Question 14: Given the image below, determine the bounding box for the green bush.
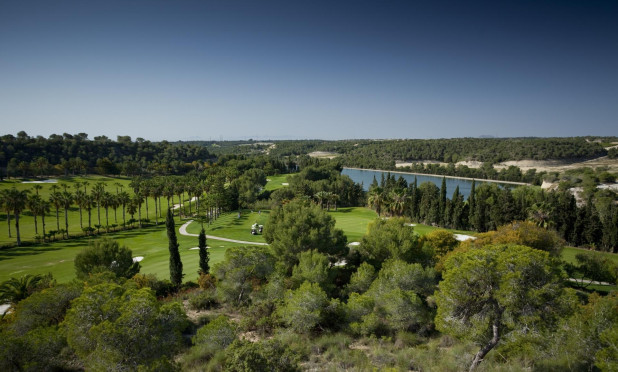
[225,339,300,372]
[74,237,140,279]
[188,289,218,311]
[193,315,237,351]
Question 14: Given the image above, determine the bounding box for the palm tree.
[0,274,48,306]
[390,190,409,217]
[58,190,73,238]
[84,194,94,229]
[314,191,329,209]
[0,189,12,238]
[111,193,120,224]
[49,188,62,232]
[4,188,30,245]
[367,187,385,217]
[327,192,339,211]
[133,192,144,228]
[34,198,51,240]
[175,180,185,218]
[142,180,151,221]
[101,191,114,231]
[192,180,204,218]
[164,179,175,212]
[91,182,105,227]
[26,194,43,236]
[150,179,163,225]
[74,189,87,229]
[126,198,138,227]
[117,191,130,227]
[32,184,43,196]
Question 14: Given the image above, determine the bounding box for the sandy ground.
[454,234,476,241]
[0,304,9,315]
[21,179,58,183]
[308,151,339,159]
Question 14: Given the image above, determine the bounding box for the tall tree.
[26,194,42,236]
[49,187,62,232]
[468,179,476,227]
[117,191,130,227]
[439,177,447,225]
[59,190,74,238]
[436,244,573,372]
[101,191,113,231]
[3,188,30,245]
[367,187,385,217]
[166,208,183,288]
[74,189,87,229]
[91,182,105,227]
[198,227,209,275]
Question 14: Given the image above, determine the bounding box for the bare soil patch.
[397,157,618,172]
[308,151,339,159]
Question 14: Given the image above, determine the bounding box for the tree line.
[0,131,214,178]
[368,172,618,252]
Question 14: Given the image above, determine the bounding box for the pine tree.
[166,208,183,288]
[198,227,209,275]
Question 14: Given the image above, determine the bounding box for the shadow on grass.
[329,207,354,213]
[0,224,166,260]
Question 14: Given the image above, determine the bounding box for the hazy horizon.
[1,1,617,142]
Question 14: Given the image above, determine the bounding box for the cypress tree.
[371,175,378,189]
[166,208,183,288]
[468,180,476,229]
[198,227,209,275]
[450,185,461,228]
[439,177,447,225]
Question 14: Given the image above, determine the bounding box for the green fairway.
[329,207,377,242]
[185,210,270,243]
[264,175,289,191]
[0,216,246,284]
[562,246,618,265]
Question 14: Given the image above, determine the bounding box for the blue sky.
[0,0,616,141]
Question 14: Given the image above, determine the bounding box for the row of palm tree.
[313,190,340,211]
[0,175,228,246]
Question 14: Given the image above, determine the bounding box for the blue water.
[342,168,515,200]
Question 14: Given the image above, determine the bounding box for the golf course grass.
[264,174,289,191]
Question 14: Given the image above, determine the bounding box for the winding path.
[178,220,269,246]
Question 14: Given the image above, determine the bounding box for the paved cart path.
[178,220,268,246]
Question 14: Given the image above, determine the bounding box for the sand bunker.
[454,234,476,241]
[189,247,210,250]
[132,256,144,262]
[22,179,58,183]
[348,242,361,246]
